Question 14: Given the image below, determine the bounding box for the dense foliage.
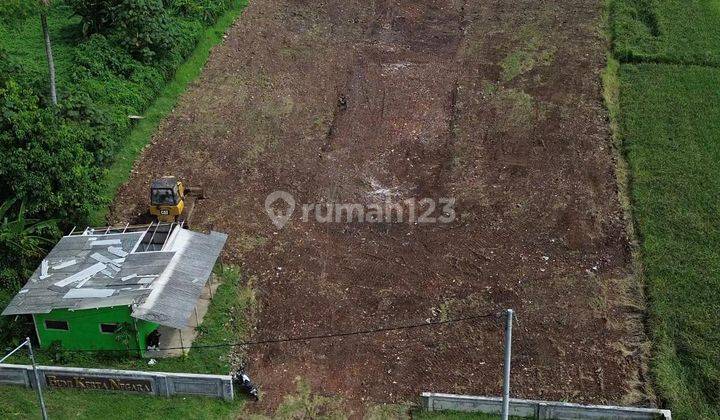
[68,0,181,62]
[0,0,236,344]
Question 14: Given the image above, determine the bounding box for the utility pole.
[27,337,49,420]
[501,309,513,420]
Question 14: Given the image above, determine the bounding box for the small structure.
[1,224,227,357]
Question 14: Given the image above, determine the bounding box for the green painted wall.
[135,317,159,357]
[33,306,158,356]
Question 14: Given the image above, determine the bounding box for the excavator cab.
[149,176,185,223]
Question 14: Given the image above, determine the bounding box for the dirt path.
[111,0,648,415]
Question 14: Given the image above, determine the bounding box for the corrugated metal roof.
[1,227,227,330]
[131,230,227,329]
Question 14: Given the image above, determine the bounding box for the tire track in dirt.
[110,0,650,415]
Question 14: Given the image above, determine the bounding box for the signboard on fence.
[45,373,154,394]
[0,363,234,400]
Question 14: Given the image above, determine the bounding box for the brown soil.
[110,0,648,415]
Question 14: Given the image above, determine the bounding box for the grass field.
[610,0,720,418]
[612,0,720,65]
[618,64,720,419]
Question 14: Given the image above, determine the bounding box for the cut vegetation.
[3,0,720,418]
[110,0,646,415]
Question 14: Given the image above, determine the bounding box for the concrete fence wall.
[0,363,233,400]
[422,393,672,420]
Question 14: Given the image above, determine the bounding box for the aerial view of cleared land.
[1,0,719,418]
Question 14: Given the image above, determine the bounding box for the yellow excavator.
[149,176,205,226]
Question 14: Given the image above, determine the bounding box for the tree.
[39,0,57,105]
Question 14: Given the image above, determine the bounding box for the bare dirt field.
[110,0,649,415]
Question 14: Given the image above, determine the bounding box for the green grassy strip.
[0,386,243,420]
[88,0,248,226]
[619,63,720,419]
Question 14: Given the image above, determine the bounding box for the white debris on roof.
[63,288,115,299]
[54,262,107,287]
[107,246,128,258]
[39,260,50,280]
[2,226,227,329]
[90,252,114,265]
[91,239,122,246]
[52,259,77,270]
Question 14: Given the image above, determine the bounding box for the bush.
[0,80,103,220]
[68,0,176,62]
[176,0,232,25]
[0,46,20,84]
[48,340,69,364]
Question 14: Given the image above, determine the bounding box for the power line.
[38,311,501,354]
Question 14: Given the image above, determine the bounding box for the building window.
[99,323,119,334]
[44,320,68,330]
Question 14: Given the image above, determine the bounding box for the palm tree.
[39,0,57,105]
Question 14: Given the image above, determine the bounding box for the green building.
[2,224,227,356]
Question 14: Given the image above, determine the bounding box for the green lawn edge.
[88,0,249,226]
